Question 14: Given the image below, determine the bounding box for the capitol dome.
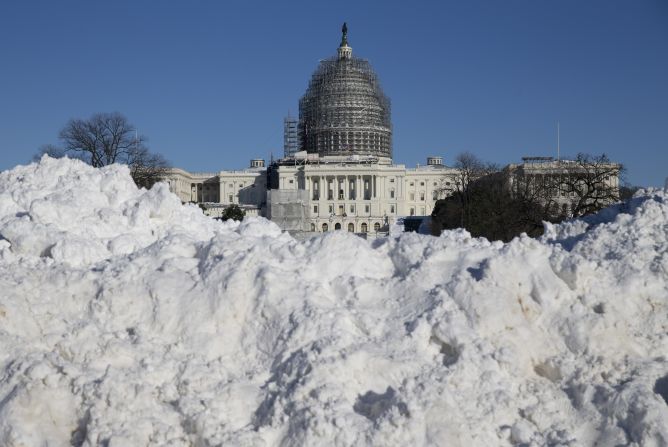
[298,23,392,159]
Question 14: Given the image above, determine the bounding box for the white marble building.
[266,153,458,232]
[165,154,458,233]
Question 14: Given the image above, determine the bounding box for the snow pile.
[0,156,666,446]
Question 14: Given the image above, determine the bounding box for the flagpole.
[557,121,560,162]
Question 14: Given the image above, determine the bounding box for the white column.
[356,176,361,201]
[335,176,340,201]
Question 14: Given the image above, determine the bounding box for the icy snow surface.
[0,156,667,446]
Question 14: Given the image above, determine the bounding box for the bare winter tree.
[127,146,170,189]
[37,112,170,188]
[510,153,622,218]
[559,153,622,217]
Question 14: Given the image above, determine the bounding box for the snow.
[0,156,667,446]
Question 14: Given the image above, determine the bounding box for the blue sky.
[1,0,666,186]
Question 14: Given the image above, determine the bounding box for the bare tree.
[508,153,622,219]
[59,112,141,167]
[559,153,622,217]
[127,146,170,189]
[508,164,562,218]
[37,112,170,187]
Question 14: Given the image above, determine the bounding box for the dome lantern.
[337,22,352,60]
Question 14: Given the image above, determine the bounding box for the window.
[313,205,318,213]
[311,223,315,232]
[322,223,328,232]
[239,183,244,188]
[334,223,341,230]
[390,189,395,198]
[361,222,368,233]
[329,204,334,214]
[390,178,395,183]
[390,205,395,213]
[433,191,438,200]
[365,205,370,213]
[420,192,425,201]
[338,205,344,215]
[410,193,415,201]
[374,222,381,232]
[433,182,437,186]
[348,223,354,232]
[410,182,414,186]
[228,195,233,202]
[421,207,426,215]
[350,204,355,213]
[420,182,425,186]
[289,179,293,184]
[410,208,415,216]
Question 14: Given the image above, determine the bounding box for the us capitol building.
[166,24,459,233]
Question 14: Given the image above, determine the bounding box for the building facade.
[265,153,457,232]
[166,153,457,232]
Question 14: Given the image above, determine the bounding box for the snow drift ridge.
[0,156,666,446]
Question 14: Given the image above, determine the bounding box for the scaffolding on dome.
[298,54,392,159]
